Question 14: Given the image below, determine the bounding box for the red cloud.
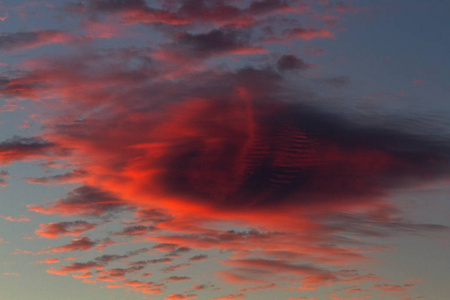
[28,186,129,217]
[0,30,74,52]
[47,261,103,276]
[1,1,447,299]
[51,237,97,253]
[282,28,336,40]
[35,221,97,239]
[165,293,198,300]
[35,258,61,264]
[0,136,58,165]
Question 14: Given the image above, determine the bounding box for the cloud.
[172,28,265,58]
[69,0,148,13]
[1,1,447,298]
[34,258,61,264]
[0,169,9,187]
[35,221,97,239]
[0,30,73,52]
[51,237,98,253]
[373,283,413,293]
[66,0,187,25]
[279,28,335,41]
[214,294,245,300]
[128,258,173,267]
[166,276,191,282]
[0,136,57,165]
[113,225,156,236]
[189,254,208,262]
[277,54,309,72]
[28,185,129,217]
[1,215,30,222]
[165,293,198,300]
[66,0,296,28]
[47,261,103,276]
[317,76,350,88]
[26,169,87,185]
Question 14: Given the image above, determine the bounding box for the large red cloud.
[0,1,447,299]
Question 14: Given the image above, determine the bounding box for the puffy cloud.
[0,136,57,165]
[28,185,129,217]
[112,225,156,236]
[277,54,310,72]
[1,1,446,299]
[51,237,98,253]
[47,261,103,276]
[35,221,97,239]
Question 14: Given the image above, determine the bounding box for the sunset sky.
[0,1,449,299]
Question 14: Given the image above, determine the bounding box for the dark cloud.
[51,237,97,252]
[47,261,103,275]
[318,76,350,88]
[68,0,293,28]
[113,225,156,236]
[0,30,69,52]
[160,263,190,273]
[177,0,242,21]
[28,185,129,216]
[35,221,97,239]
[189,254,208,262]
[324,212,449,238]
[73,0,147,12]
[149,68,450,211]
[26,169,87,185]
[94,254,128,264]
[0,136,57,164]
[247,0,289,14]
[277,54,309,72]
[0,169,9,187]
[66,0,186,25]
[173,28,254,57]
[167,275,191,282]
[129,258,173,267]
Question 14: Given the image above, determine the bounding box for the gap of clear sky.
[0,1,449,300]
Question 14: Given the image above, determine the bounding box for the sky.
[0,1,449,300]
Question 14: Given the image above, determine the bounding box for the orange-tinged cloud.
[35,221,97,239]
[0,1,447,299]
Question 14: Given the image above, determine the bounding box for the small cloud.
[188,254,208,262]
[277,54,309,72]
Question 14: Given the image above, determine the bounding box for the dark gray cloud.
[67,0,147,13]
[0,30,68,52]
[173,28,253,57]
[277,54,309,72]
[28,185,130,216]
[0,136,56,164]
